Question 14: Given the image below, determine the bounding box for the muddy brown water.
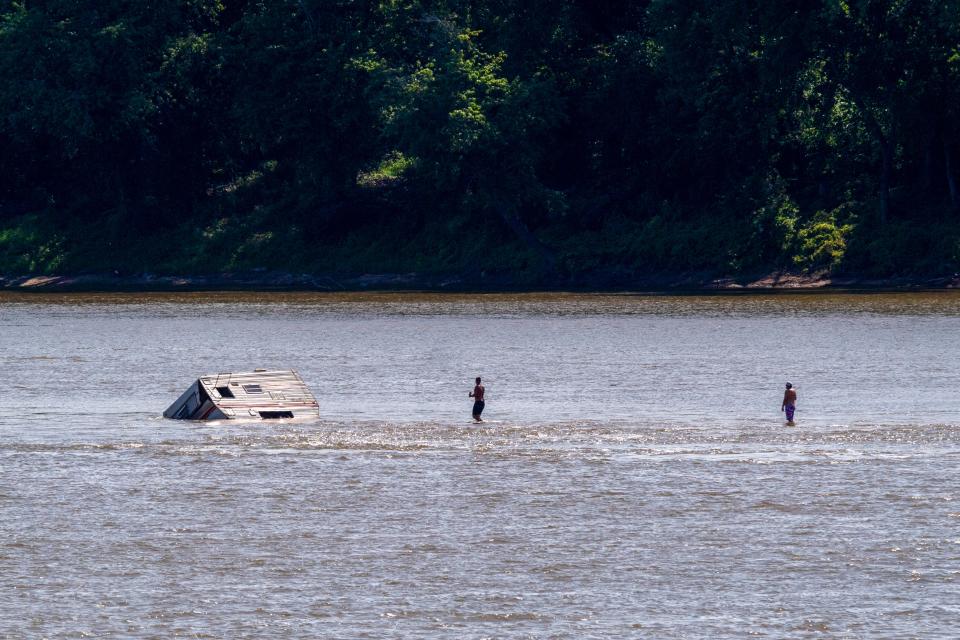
[1,292,958,637]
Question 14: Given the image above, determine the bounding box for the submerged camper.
[164,370,319,420]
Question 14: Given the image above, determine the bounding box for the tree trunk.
[495,203,558,274]
[878,136,892,226]
[923,134,935,189]
[861,109,892,226]
[944,138,958,209]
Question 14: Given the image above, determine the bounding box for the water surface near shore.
[1,292,958,637]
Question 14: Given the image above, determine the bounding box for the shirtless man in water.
[781,382,797,425]
[469,377,485,422]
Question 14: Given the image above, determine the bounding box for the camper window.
[260,411,294,419]
[216,386,235,398]
[242,384,264,394]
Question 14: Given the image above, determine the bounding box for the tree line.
[1,0,959,280]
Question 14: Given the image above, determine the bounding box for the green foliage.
[1,1,959,280]
[0,216,65,273]
[843,218,960,276]
[357,152,417,187]
[793,212,854,272]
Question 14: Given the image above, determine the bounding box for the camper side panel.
[163,381,202,419]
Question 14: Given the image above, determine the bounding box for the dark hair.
[785,382,792,389]
[475,377,481,384]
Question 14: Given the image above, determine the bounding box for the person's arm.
[781,391,787,411]
[469,388,475,398]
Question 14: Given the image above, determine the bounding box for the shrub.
[792,210,853,272]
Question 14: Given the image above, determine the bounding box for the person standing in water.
[781,382,797,425]
[469,377,485,422]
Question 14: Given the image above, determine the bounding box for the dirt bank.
[2,270,959,292]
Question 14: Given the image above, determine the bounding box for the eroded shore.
[2,270,959,292]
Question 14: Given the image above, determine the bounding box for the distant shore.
[2,270,959,293]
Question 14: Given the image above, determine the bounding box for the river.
[1,291,958,637]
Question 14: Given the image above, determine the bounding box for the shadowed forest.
[2,1,959,284]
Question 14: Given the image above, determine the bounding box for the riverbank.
[2,270,959,292]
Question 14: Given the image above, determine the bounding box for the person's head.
[475,377,482,384]
[785,382,792,389]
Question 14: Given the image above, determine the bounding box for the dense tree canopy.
[1,0,958,280]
